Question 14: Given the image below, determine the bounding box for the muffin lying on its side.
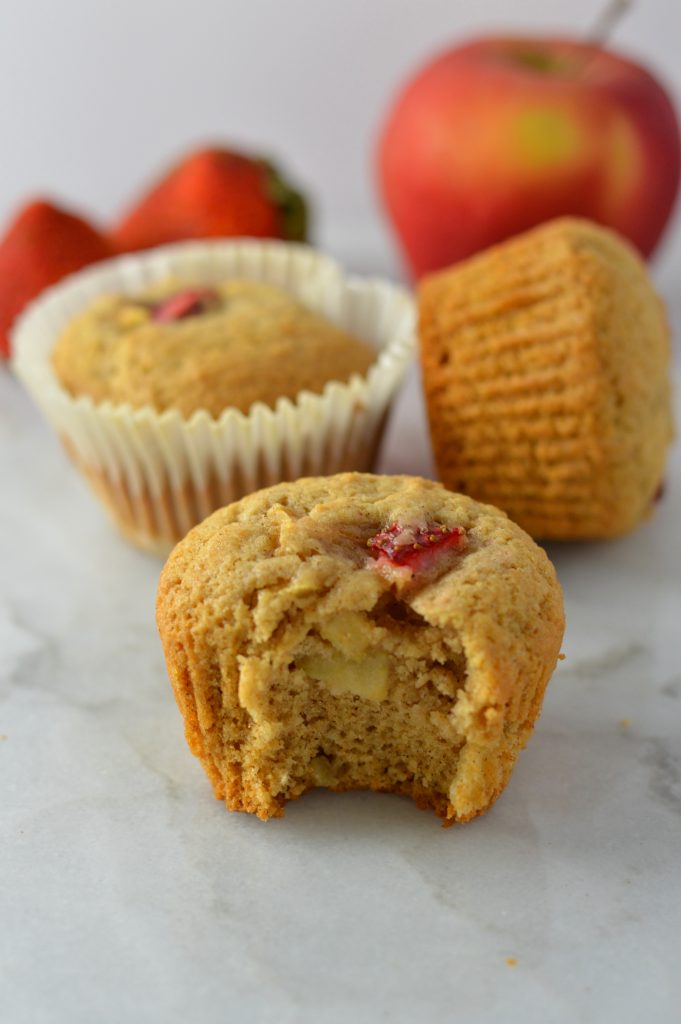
[419,217,674,540]
[156,473,564,824]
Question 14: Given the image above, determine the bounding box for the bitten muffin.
[156,473,564,824]
[52,278,376,417]
[419,217,674,540]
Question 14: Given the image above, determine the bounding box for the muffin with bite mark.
[156,472,565,824]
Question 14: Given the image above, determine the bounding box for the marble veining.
[642,738,681,816]
[661,676,681,699]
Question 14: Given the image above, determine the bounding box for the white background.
[1,0,679,276]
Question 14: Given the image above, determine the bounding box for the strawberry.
[368,522,466,571]
[152,288,220,323]
[0,199,113,359]
[367,522,466,589]
[113,147,308,253]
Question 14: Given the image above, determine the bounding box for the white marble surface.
[2,290,680,1024]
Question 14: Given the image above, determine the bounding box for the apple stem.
[588,0,632,48]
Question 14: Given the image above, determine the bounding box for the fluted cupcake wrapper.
[12,240,415,555]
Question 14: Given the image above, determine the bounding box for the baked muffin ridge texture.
[419,217,674,539]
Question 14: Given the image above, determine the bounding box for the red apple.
[377,36,681,279]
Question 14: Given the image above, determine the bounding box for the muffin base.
[419,217,674,540]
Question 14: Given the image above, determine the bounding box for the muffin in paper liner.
[12,240,415,556]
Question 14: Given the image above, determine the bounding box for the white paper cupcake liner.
[12,240,415,555]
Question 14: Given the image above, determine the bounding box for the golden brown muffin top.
[51,279,377,418]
